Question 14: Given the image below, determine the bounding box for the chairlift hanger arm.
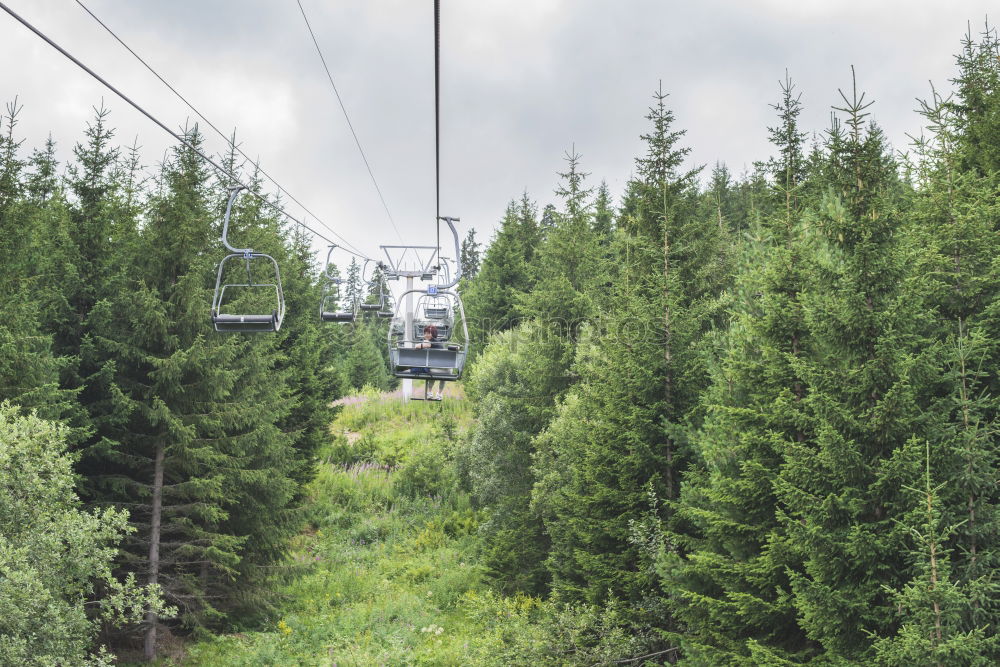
[221,185,251,254]
[436,216,462,289]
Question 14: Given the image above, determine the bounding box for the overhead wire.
[0,0,374,261]
[72,0,371,260]
[295,0,403,244]
[434,0,441,264]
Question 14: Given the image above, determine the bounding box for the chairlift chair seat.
[211,255,285,333]
[321,311,356,323]
[212,311,281,333]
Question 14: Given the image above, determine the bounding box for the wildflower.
[277,619,292,636]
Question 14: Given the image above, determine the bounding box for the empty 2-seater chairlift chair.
[414,293,454,340]
[211,186,286,333]
[358,260,394,319]
[320,245,358,323]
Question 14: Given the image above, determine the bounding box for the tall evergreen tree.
[532,87,726,608]
[768,74,936,662]
[79,131,302,658]
[460,227,482,280]
[663,73,822,663]
[463,193,540,348]
[0,101,78,425]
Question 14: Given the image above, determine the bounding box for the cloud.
[0,0,995,264]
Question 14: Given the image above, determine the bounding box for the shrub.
[0,404,172,665]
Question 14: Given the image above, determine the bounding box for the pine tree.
[79,131,302,658]
[906,64,1000,658]
[517,147,600,335]
[466,150,607,594]
[463,194,540,348]
[532,86,726,607]
[872,444,999,666]
[950,23,1000,176]
[0,101,78,425]
[345,257,362,310]
[465,322,569,593]
[663,74,822,663]
[460,227,482,280]
[769,72,937,662]
[344,321,391,391]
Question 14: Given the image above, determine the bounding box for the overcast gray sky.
[0,0,995,262]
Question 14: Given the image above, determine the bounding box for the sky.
[0,0,995,265]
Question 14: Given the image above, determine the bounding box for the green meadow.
[182,389,642,666]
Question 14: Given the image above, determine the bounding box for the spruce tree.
[532,87,726,607]
[465,322,569,593]
[0,102,78,425]
[80,131,300,658]
[663,74,821,663]
[463,194,540,348]
[460,227,482,280]
[769,74,936,662]
[466,149,605,594]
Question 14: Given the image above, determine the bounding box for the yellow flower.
[277,619,293,636]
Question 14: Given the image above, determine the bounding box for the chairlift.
[320,245,357,323]
[415,293,454,340]
[211,186,285,333]
[388,288,468,381]
[387,217,468,381]
[358,259,391,316]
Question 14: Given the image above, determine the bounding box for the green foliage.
[871,444,1000,666]
[463,322,573,593]
[532,87,729,610]
[462,193,540,348]
[344,321,393,391]
[950,24,1000,175]
[0,405,170,666]
[461,591,662,666]
[9,24,1000,666]
[461,227,482,280]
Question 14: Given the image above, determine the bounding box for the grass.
[183,390,494,665]
[179,389,651,666]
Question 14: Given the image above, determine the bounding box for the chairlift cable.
[0,0,373,261]
[434,0,441,265]
[72,0,372,261]
[296,0,403,244]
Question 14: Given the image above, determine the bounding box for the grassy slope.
[185,389,508,665]
[183,388,655,666]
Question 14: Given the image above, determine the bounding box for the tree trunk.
[663,222,674,499]
[143,441,165,662]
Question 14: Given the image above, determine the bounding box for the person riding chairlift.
[414,324,446,400]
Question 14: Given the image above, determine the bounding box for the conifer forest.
[4,2,1000,665]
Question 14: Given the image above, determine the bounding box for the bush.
[0,404,172,665]
[393,439,458,499]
